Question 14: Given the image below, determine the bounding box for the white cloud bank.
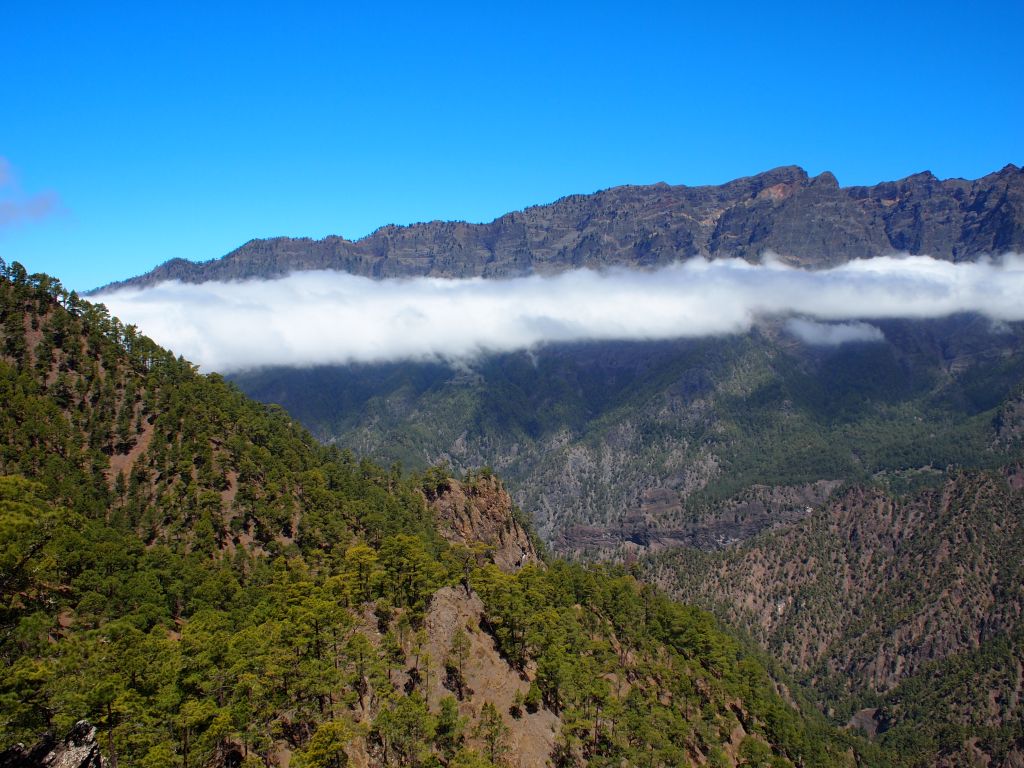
[93,254,1024,373]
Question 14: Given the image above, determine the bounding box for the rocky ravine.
[99,164,1023,291]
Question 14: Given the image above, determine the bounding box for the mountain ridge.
[96,163,1024,292]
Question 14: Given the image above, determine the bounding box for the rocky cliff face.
[0,722,103,768]
[427,474,539,572]
[419,587,560,768]
[99,164,1024,291]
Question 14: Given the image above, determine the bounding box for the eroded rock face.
[428,475,539,572]
[99,164,1024,291]
[845,708,891,739]
[0,721,103,768]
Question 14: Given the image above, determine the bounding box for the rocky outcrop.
[428,475,538,572]
[98,164,1024,291]
[0,721,103,768]
[845,708,890,738]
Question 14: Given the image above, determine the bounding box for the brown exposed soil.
[106,410,155,485]
[423,586,560,767]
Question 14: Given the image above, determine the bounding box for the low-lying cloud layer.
[94,254,1024,373]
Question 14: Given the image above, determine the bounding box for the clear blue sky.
[2,1,1021,291]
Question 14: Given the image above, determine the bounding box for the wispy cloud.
[784,318,885,346]
[0,157,63,229]
[94,254,1024,373]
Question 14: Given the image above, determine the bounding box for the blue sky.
[2,0,1022,291]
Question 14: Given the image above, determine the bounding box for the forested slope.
[648,470,1024,766]
[0,261,878,767]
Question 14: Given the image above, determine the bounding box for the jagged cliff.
[99,164,1024,291]
[426,474,539,572]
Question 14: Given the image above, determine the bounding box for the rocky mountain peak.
[728,165,809,190]
[810,170,840,188]
[427,473,539,572]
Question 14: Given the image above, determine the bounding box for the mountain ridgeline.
[1,265,886,767]
[100,164,1023,290]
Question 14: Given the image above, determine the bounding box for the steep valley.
[230,315,1024,552]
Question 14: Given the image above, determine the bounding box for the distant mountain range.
[100,163,1023,291]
